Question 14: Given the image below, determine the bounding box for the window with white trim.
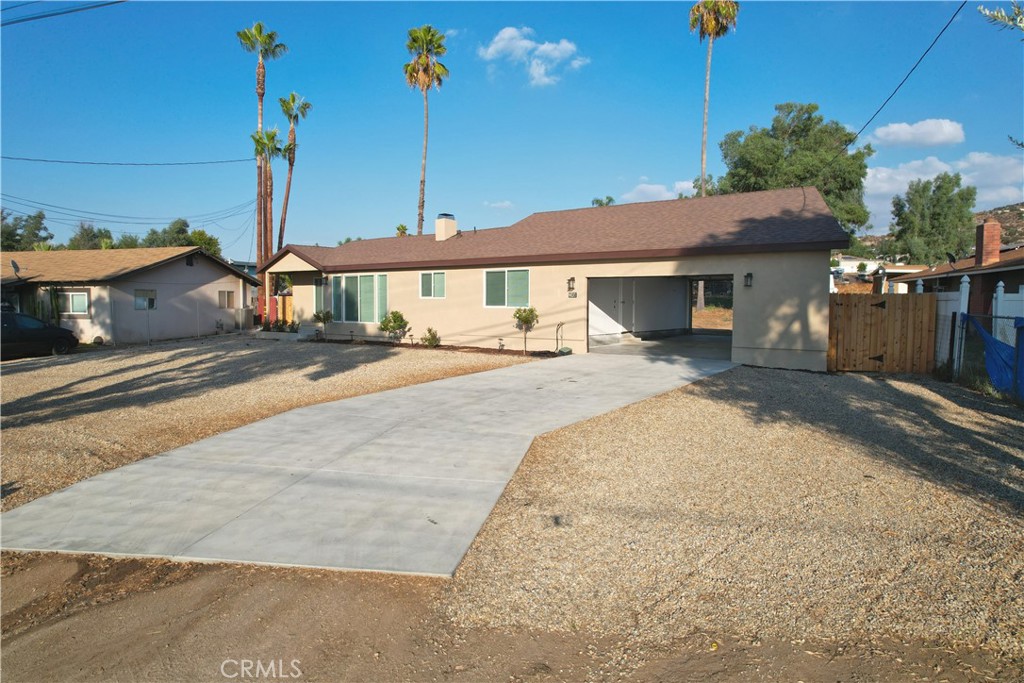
[420,271,446,299]
[332,274,388,323]
[56,290,90,316]
[484,269,529,307]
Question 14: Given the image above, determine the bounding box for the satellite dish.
[10,259,20,277]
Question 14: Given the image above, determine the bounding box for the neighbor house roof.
[890,245,1024,283]
[1,247,262,286]
[264,187,848,274]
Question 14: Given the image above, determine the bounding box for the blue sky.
[2,1,1022,262]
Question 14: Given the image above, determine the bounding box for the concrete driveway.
[1,353,735,576]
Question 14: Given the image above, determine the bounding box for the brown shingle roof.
[890,246,1024,283]
[265,187,848,273]
[1,247,261,286]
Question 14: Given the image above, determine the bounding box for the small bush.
[513,306,539,356]
[421,327,441,347]
[379,310,410,343]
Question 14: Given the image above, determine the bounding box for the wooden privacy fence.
[828,293,937,373]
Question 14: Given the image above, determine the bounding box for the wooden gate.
[828,293,937,373]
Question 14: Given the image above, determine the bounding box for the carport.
[587,275,733,360]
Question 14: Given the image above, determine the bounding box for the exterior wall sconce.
[567,277,576,292]
[743,273,753,287]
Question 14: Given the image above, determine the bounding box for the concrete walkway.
[1,354,735,576]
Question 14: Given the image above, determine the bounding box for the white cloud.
[478,26,588,87]
[444,28,461,38]
[864,151,1023,228]
[622,180,693,203]
[484,200,513,210]
[867,119,965,147]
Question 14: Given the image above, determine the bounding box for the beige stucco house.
[1,247,261,344]
[264,187,849,371]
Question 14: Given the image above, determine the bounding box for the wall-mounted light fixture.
[567,276,576,292]
[743,272,753,287]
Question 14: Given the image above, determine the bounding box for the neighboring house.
[891,219,1024,315]
[227,259,260,310]
[0,247,261,344]
[871,264,928,293]
[264,187,848,371]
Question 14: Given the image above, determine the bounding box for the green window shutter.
[376,274,388,321]
[485,271,506,306]
[433,272,445,298]
[343,276,358,321]
[507,270,529,307]
[358,275,376,322]
[421,272,432,298]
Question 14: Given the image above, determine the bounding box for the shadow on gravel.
[681,365,1024,516]
[0,338,399,428]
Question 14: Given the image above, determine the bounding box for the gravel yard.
[447,366,1024,664]
[2,346,1023,680]
[0,335,530,512]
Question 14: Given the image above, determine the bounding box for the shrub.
[512,306,539,356]
[857,261,868,273]
[379,310,410,344]
[421,327,441,347]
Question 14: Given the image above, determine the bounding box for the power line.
[817,1,967,178]
[1,2,42,13]
[2,155,255,167]
[1,193,256,225]
[1,1,126,27]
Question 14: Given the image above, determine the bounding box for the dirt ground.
[690,306,732,331]
[2,552,1018,682]
[2,338,1023,681]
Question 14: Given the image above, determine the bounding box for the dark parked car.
[1,311,79,359]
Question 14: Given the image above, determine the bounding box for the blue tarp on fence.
[966,315,1024,397]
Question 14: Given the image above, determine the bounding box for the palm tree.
[404,25,449,235]
[237,22,288,271]
[252,128,283,263]
[689,1,739,198]
[277,93,312,251]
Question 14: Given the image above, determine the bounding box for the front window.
[420,272,446,299]
[218,291,235,309]
[335,274,388,323]
[57,290,89,316]
[484,269,529,307]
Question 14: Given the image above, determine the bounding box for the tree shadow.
[685,365,1024,516]
[0,337,400,428]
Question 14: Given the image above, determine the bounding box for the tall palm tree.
[689,1,739,198]
[237,22,288,270]
[252,128,283,263]
[278,92,312,251]
[404,25,449,235]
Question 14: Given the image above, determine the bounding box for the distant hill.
[975,202,1023,245]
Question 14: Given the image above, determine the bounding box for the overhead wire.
[1,1,126,27]
[1,192,255,224]
[815,0,968,180]
[2,155,255,166]
[1,2,42,13]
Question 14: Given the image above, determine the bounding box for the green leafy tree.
[690,0,739,198]
[512,306,539,356]
[116,233,141,249]
[142,218,192,247]
[188,229,222,257]
[404,24,449,236]
[67,222,114,250]
[591,196,616,207]
[718,102,874,232]
[1,210,54,251]
[238,22,287,270]
[396,223,408,237]
[278,92,312,251]
[891,172,977,264]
